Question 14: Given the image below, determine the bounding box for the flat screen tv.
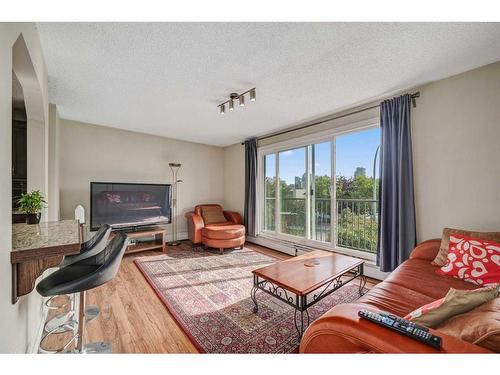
[90,182,172,231]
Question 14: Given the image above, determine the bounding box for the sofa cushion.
[201,205,227,224]
[405,286,499,328]
[202,224,245,240]
[436,297,500,352]
[357,281,435,317]
[384,258,478,299]
[432,228,500,266]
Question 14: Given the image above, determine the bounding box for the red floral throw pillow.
[436,234,500,286]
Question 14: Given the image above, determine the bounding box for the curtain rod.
[241,92,420,145]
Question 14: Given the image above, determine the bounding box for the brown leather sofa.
[299,239,494,353]
[185,204,245,254]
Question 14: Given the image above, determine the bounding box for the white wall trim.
[247,235,388,280]
[165,231,188,242]
[257,117,379,154]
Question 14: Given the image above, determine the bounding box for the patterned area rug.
[134,246,365,353]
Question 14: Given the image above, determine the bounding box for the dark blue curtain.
[244,139,257,236]
[377,94,417,272]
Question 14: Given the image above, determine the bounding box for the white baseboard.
[248,235,297,256]
[165,232,188,242]
[246,235,389,281]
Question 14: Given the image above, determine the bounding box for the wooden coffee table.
[251,250,366,338]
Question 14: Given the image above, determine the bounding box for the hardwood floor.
[42,241,378,353]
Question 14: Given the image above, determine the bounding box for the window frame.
[256,117,380,261]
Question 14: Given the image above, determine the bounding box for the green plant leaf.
[17,190,47,214]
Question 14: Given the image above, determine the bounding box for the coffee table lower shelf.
[251,262,366,339]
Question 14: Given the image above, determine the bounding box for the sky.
[265,128,380,184]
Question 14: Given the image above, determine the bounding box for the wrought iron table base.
[251,263,366,339]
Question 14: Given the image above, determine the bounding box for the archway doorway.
[11,72,27,223]
[11,34,47,223]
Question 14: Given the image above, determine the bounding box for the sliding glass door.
[310,141,332,243]
[264,154,276,231]
[261,126,380,257]
[278,147,307,237]
[335,128,380,253]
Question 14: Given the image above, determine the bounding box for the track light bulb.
[239,95,245,107]
[229,99,234,111]
[250,89,256,102]
[220,104,225,115]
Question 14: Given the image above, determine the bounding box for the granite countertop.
[12,219,81,253]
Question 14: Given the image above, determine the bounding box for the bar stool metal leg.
[38,322,78,354]
[45,294,71,310]
[85,306,100,322]
[76,291,85,352]
[44,293,76,333]
[45,295,99,334]
[74,291,112,354]
[45,311,76,333]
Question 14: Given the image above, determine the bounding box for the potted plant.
[17,190,47,224]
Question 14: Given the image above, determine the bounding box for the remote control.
[358,309,442,350]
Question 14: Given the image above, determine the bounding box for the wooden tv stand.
[111,226,166,254]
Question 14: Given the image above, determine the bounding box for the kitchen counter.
[11,219,82,303]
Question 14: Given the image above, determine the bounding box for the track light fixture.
[218,88,256,115]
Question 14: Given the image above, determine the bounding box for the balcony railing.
[264,197,378,253]
[335,198,378,253]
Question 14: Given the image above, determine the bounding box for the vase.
[26,213,41,224]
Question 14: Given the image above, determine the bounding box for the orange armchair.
[185,204,245,254]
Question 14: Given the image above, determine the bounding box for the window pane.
[311,142,331,242]
[335,128,380,253]
[264,154,276,231]
[279,147,306,237]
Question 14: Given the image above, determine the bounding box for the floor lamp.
[168,162,182,246]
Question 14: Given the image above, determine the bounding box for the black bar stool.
[44,224,112,333]
[37,231,128,353]
[62,224,113,266]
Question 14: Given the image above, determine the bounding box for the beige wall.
[0,23,49,353]
[222,61,500,244]
[412,62,500,240]
[58,119,225,238]
[47,104,60,221]
[222,143,245,214]
[27,119,46,204]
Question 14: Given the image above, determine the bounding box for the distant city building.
[295,176,302,189]
[354,167,366,178]
[294,173,307,189]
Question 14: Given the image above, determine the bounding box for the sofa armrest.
[299,303,491,354]
[409,239,441,261]
[223,210,243,225]
[185,212,204,244]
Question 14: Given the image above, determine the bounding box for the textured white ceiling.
[37,23,500,146]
